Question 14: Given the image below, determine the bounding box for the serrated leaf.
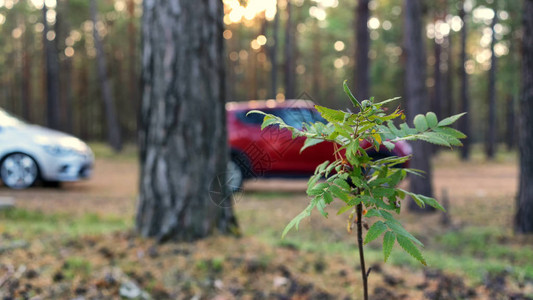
[396,235,427,266]
[308,182,329,196]
[323,191,334,204]
[301,138,324,153]
[385,220,424,247]
[261,115,281,130]
[438,112,467,127]
[413,114,429,132]
[343,80,361,108]
[383,141,395,151]
[334,178,351,190]
[364,221,388,245]
[337,205,354,215]
[432,127,467,139]
[417,132,450,147]
[317,197,328,217]
[418,195,445,211]
[383,231,395,262]
[315,105,346,123]
[425,112,438,128]
[329,184,350,202]
[282,202,315,238]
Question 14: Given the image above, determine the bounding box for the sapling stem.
[356,203,369,300]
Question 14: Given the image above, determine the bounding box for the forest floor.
[1,144,533,299]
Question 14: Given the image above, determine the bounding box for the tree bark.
[90,0,122,152]
[404,0,435,211]
[515,0,533,233]
[355,0,370,101]
[284,0,296,99]
[43,4,61,130]
[458,2,471,161]
[137,0,238,242]
[270,1,280,99]
[21,15,32,122]
[486,8,498,159]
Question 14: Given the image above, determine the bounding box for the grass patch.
[0,207,131,238]
[88,142,138,162]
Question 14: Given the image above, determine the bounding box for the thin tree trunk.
[270,1,280,99]
[90,0,122,151]
[506,95,515,150]
[127,0,139,141]
[284,0,295,99]
[459,2,471,160]
[43,4,60,130]
[486,8,498,159]
[312,20,321,100]
[355,0,370,100]
[137,0,238,242]
[433,38,443,119]
[21,15,32,122]
[57,0,74,133]
[515,0,533,233]
[404,0,435,211]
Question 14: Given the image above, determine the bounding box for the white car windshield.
[0,108,25,127]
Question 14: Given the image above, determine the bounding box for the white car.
[0,108,94,189]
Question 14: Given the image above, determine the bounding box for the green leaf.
[336,205,353,215]
[418,194,446,211]
[334,178,351,190]
[413,114,429,132]
[433,127,467,139]
[425,112,438,128]
[317,197,328,217]
[383,231,395,262]
[329,184,350,202]
[396,235,427,266]
[323,191,334,204]
[315,105,346,123]
[261,115,281,130]
[438,112,467,127]
[383,141,395,151]
[301,138,324,153]
[385,220,424,247]
[282,202,315,238]
[308,182,329,196]
[417,132,451,147]
[364,221,388,245]
[343,80,361,109]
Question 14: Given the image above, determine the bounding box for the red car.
[226,99,412,190]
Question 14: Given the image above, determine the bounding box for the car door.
[258,107,336,174]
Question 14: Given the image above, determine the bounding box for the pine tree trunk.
[515,0,533,233]
[404,0,435,211]
[270,1,280,99]
[22,15,32,122]
[90,0,122,152]
[137,0,238,242]
[43,4,60,130]
[486,9,498,159]
[284,0,295,99]
[355,0,370,101]
[458,2,471,161]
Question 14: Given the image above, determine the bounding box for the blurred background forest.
[0,0,522,153]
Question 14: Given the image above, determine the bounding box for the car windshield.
[0,108,25,127]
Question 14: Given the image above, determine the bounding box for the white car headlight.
[42,144,77,156]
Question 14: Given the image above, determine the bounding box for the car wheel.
[0,153,39,189]
[227,159,244,193]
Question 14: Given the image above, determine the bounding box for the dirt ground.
[1,153,531,300]
[0,153,518,226]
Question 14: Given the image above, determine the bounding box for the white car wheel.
[0,153,38,189]
[227,159,244,192]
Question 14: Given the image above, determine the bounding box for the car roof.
[226,99,317,111]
